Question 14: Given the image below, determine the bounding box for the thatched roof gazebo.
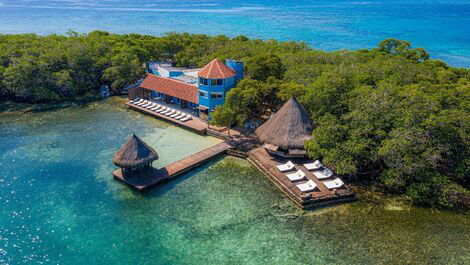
[113,134,158,177]
[255,97,313,158]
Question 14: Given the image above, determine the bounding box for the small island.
[1,32,468,210]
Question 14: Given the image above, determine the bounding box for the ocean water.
[0,98,469,264]
[0,0,469,68]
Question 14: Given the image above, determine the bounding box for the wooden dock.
[248,147,355,209]
[113,142,230,191]
[125,102,208,135]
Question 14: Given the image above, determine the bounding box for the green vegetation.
[0,32,468,209]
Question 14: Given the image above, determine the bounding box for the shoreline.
[3,95,468,211]
[0,94,109,115]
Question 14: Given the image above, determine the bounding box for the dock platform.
[248,147,355,209]
[113,142,230,191]
[125,102,208,135]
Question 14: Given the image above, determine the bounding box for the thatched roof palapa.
[113,134,159,168]
[255,97,313,150]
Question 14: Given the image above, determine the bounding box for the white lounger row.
[276,160,344,193]
[295,177,344,193]
[128,99,193,122]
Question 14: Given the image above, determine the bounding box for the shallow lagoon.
[0,98,469,264]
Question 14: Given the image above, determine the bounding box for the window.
[210,79,223,86]
[210,92,223,99]
[199,91,208,98]
[199,78,208,85]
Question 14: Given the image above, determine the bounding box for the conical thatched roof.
[112,134,159,168]
[255,97,313,150]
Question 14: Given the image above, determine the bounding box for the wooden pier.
[113,142,230,191]
[248,147,355,209]
[125,102,208,135]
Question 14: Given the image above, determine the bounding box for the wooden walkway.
[125,102,208,134]
[113,142,230,191]
[248,147,355,209]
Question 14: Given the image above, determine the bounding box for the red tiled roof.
[198,59,236,79]
[140,75,199,104]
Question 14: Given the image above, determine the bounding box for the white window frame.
[210,92,224,99]
[199,90,208,98]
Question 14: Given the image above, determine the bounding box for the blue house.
[133,59,243,121]
[197,59,243,120]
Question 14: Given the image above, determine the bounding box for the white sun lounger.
[313,168,334,180]
[145,103,157,109]
[151,104,162,111]
[296,180,317,193]
[165,109,176,116]
[175,113,186,120]
[323,178,344,190]
[165,109,176,115]
[276,161,295,172]
[129,98,139,104]
[179,115,192,122]
[136,100,148,106]
[155,107,167,113]
[286,170,306,182]
[160,108,172,115]
[136,100,149,106]
[170,111,181,118]
[156,105,167,112]
[304,160,323,171]
[142,102,154,108]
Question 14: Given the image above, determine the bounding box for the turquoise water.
[1,98,469,264]
[0,0,469,67]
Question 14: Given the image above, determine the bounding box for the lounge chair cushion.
[304,160,323,171]
[165,110,176,116]
[180,115,192,122]
[323,178,344,190]
[276,161,295,172]
[175,114,185,120]
[170,112,181,118]
[286,170,306,182]
[313,168,334,180]
[160,109,171,114]
[296,180,317,193]
[151,105,161,111]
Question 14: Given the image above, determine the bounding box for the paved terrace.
[248,147,355,209]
